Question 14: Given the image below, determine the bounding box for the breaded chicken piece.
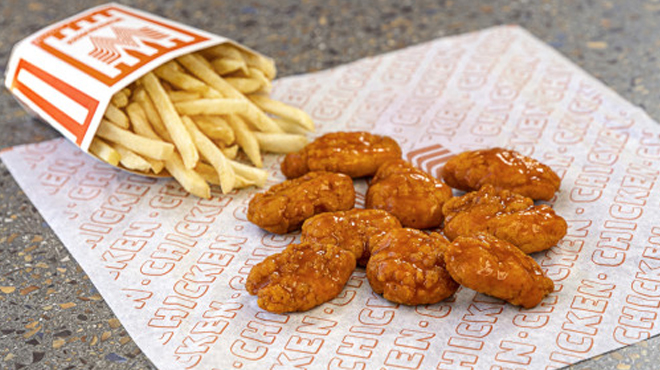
[445,233,554,308]
[442,184,567,253]
[281,131,402,179]
[248,171,355,234]
[366,159,453,229]
[301,209,402,266]
[246,242,356,313]
[367,228,459,305]
[441,147,561,200]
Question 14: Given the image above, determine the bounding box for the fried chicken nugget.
[248,171,355,234]
[445,233,554,308]
[366,159,453,229]
[246,242,356,313]
[281,131,402,179]
[443,184,567,253]
[301,209,402,266]
[367,228,459,305]
[441,147,561,200]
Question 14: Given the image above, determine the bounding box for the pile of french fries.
[89,44,314,198]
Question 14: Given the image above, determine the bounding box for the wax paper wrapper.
[4,2,267,151]
[3,25,660,370]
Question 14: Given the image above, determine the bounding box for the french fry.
[211,57,248,75]
[181,116,236,194]
[133,89,172,142]
[248,94,314,132]
[224,76,262,94]
[154,61,221,98]
[168,91,201,102]
[177,54,235,93]
[141,72,199,169]
[125,103,165,174]
[195,162,221,185]
[165,151,211,199]
[254,132,308,153]
[104,102,129,129]
[202,44,245,64]
[145,157,165,174]
[126,102,157,139]
[241,51,277,81]
[195,162,256,189]
[228,159,268,187]
[112,143,152,172]
[89,138,120,167]
[273,117,312,135]
[174,98,248,116]
[95,119,174,160]
[234,175,257,189]
[177,54,283,133]
[248,67,271,92]
[248,68,271,88]
[192,115,235,145]
[225,114,262,167]
[111,90,129,108]
[121,88,132,98]
[220,144,239,159]
[161,80,174,91]
[197,53,214,69]
[205,44,276,80]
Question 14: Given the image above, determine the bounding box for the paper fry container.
[4,2,268,153]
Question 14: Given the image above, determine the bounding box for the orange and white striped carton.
[4,2,264,151]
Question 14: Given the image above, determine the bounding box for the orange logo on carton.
[32,5,209,86]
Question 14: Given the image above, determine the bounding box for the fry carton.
[4,2,266,151]
[4,3,301,198]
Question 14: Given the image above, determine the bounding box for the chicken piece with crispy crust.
[367,228,459,305]
[248,171,355,234]
[366,159,453,229]
[281,131,402,179]
[246,242,356,313]
[301,209,402,266]
[441,147,561,201]
[442,184,567,254]
[445,233,554,308]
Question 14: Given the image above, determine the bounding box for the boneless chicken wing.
[248,171,355,234]
[281,131,402,179]
[366,159,453,229]
[246,242,356,313]
[367,228,459,305]
[441,147,561,201]
[444,233,554,308]
[301,209,402,266]
[442,185,567,254]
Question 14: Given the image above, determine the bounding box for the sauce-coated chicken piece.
[442,184,567,254]
[441,147,561,200]
[301,209,402,266]
[248,171,355,234]
[367,228,458,305]
[246,242,356,313]
[366,159,453,229]
[281,131,402,179]
[445,233,554,308]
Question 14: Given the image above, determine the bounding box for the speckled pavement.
[1,1,660,369]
